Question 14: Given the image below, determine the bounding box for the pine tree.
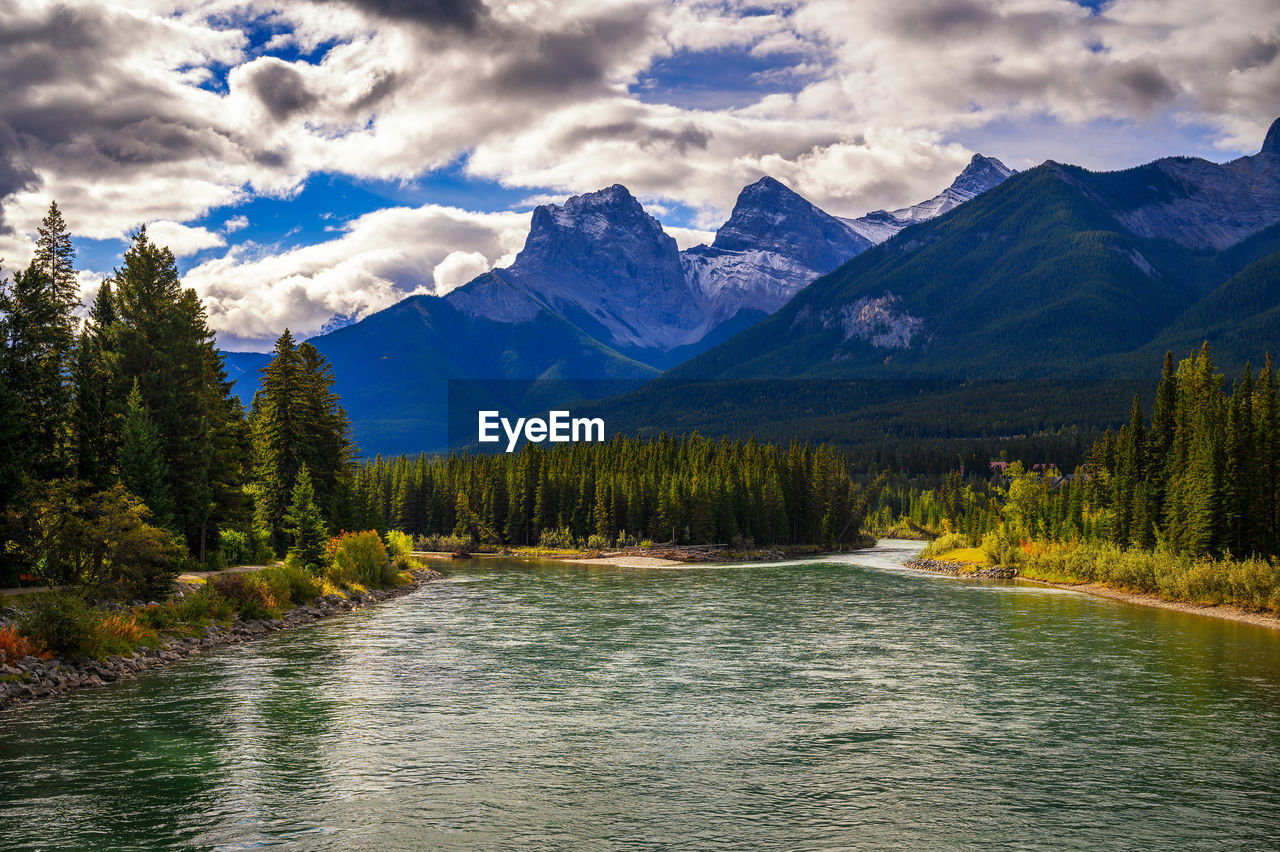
[0,260,77,480]
[284,466,329,573]
[109,228,245,556]
[119,379,174,528]
[34,201,78,307]
[251,331,354,552]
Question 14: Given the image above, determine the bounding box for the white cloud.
[223,214,249,233]
[1,0,1278,337]
[147,220,226,256]
[665,226,715,250]
[184,204,529,349]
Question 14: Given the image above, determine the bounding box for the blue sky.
[2,0,1276,348]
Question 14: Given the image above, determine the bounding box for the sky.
[2,0,1279,351]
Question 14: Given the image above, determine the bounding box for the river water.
[2,540,1279,850]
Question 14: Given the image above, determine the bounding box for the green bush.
[138,602,181,630]
[176,583,229,622]
[17,593,103,656]
[585,534,611,550]
[210,573,281,620]
[1020,541,1280,613]
[328,531,394,587]
[219,529,253,566]
[385,530,413,560]
[413,533,470,553]
[537,527,578,549]
[260,558,324,605]
[920,532,971,559]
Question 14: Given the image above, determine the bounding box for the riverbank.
[415,542,857,568]
[0,567,444,712]
[904,556,1280,631]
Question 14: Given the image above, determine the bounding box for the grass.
[931,547,991,567]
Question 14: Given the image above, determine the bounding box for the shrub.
[219,529,253,567]
[138,602,181,630]
[537,527,578,550]
[385,530,413,560]
[0,626,47,663]
[920,532,971,559]
[260,558,324,605]
[17,593,103,657]
[20,481,184,600]
[981,528,1024,567]
[95,613,158,657]
[175,584,228,622]
[211,573,281,621]
[414,533,471,553]
[328,531,394,587]
[585,534,611,550]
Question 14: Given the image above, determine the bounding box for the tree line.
[898,345,1280,562]
[352,434,885,548]
[0,204,353,589]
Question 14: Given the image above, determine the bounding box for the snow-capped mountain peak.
[843,154,1015,244]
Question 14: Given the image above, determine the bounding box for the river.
[2,540,1279,849]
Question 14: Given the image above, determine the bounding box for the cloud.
[183,203,529,349]
[147,220,227,256]
[1,0,1278,335]
[223,214,249,233]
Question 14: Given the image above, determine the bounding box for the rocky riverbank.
[0,567,444,712]
[905,558,1018,580]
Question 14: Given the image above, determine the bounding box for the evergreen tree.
[108,228,245,557]
[251,331,354,551]
[118,379,174,528]
[34,201,78,306]
[0,260,76,480]
[284,466,329,573]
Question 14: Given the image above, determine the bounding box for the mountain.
[682,177,872,326]
[222,158,1014,454]
[584,119,1280,446]
[843,154,1016,244]
[447,185,710,356]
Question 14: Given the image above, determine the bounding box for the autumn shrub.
[0,626,47,663]
[16,593,103,656]
[95,612,159,657]
[328,531,393,587]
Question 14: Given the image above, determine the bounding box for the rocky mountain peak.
[952,154,1017,196]
[712,176,870,268]
[1263,117,1280,156]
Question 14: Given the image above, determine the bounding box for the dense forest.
[0,205,884,594]
[905,346,1280,559]
[0,204,354,591]
[353,435,885,550]
[897,346,1280,610]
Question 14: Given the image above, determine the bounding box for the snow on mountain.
[446,184,711,352]
[843,154,1015,244]
[443,159,1013,356]
[684,176,872,323]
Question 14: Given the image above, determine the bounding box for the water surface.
[2,540,1279,849]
